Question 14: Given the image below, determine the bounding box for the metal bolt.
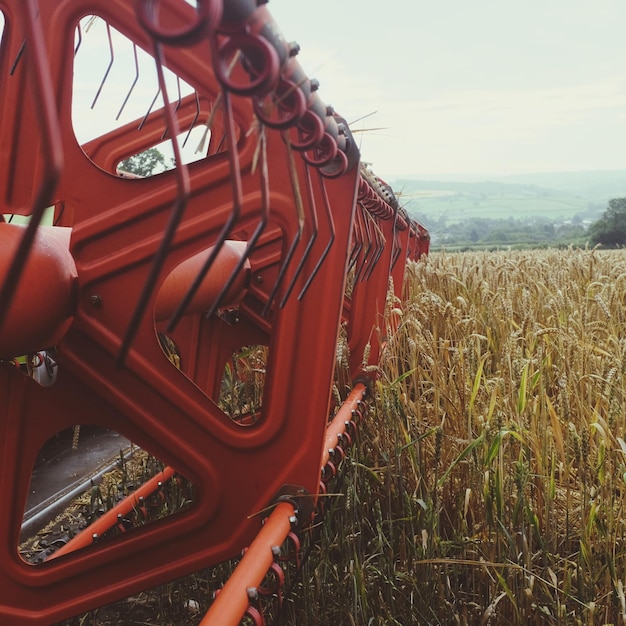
[289,515,297,525]
[247,587,259,601]
[310,78,320,92]
[89,294,102,308]
[326,105,335,116]
[271,545,281,557]
[288,41,300,57]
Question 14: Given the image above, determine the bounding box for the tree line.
[416,198,626,250]
[588,198,626,246]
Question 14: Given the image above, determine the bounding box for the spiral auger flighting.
[0,1,428,624]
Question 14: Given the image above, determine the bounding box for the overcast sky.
[267,1,626,178]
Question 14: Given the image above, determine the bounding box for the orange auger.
[202,501,297,625]
[47,467,177,561]
[0,1,428,623]
[202,383,367,624]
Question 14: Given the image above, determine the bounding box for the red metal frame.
[0,1,428,623]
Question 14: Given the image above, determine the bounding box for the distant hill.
[387,170,626,225]
[390,170,626,201]
[494,170,626,200]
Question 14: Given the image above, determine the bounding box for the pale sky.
[267,1,626,178]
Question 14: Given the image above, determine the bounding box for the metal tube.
[321,383,366,469]
[46,467,176,561]
[0,224,77,359]
[155,240,250,321]
[200,501,295,625]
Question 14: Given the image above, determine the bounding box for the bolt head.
[247,587,259,601]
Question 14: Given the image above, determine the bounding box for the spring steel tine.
[390,205,404,271]
[116,42,139,120]
[175,76,183,113]
[182,91,201,148]
[90,22,114,109]
[363,211,379,279]
[195,91,222,155]
[297,168,336,301]
[263,223,301,315]
[159,76,182,141]
[202,128,271,321]
[359,210,376,280]
[360,212,384,281]
[279,163,318,308]
[363,215,386,281]
[74,22,82,55]
[347,205,364,274]
[0,0,64,336]
[117,40,190,366]
[261,135,305,316]
[356,206,372,280]
[139,85,162,131]
[9,40,26,76]
[390,226,402,271]
[362,212,384,281]
[166,74,243,332]
[354,206,374,283]
[215,130,227,153]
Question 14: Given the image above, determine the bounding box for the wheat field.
[288,247,626,625]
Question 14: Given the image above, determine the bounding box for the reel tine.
[202,127,271,322]
[297,168,336,302]
[117,40,190,366]
[167,80,242,332]
[0,0,63,336]
[278,163,318,308]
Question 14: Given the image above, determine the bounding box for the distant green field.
[404,193,592,223]
[390,172,626,225]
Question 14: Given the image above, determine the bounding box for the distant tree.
[118,147,168,177]
[589,198,626,246]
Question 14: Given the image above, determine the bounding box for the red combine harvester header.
[0,1,428,623]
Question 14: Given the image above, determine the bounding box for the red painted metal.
[155,240,250,320]
[0,224,77,359]
[0,1,428,623]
